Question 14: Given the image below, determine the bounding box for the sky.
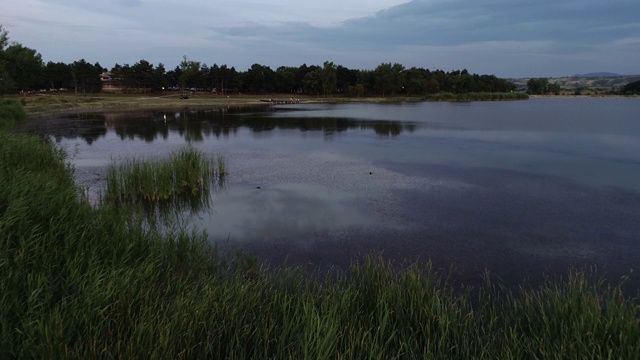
[1,0,638,78]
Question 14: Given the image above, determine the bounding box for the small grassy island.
[2,98,640,358]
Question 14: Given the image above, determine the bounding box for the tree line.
[0,24,517,97]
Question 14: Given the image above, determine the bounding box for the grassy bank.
[0,98,27,130]
[1,101,640,358]
[424,91,529,101]
[17,91,531,117]
[19,92,269,117]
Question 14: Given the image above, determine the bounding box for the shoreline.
[15,92,504,117]
[17,91,638,118]
[529,94,639,99]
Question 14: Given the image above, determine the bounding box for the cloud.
[0,0,638,76]
[199,0,640,75]
[111,0,141,7]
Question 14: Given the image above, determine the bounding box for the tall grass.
[1,123,639,358]
[0,98,27,130]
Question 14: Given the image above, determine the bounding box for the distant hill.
[508,75,640,90]
[571,72,620,78]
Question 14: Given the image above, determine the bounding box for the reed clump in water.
[103,148,226,206]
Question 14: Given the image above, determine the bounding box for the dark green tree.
[526,78,550,95]
[240,64,274,93]
[2,43,44,92]
[0,24,8,50]
[178,56,201,92]
[357,69,375,96]
[403,67,426,95]
[43,61,73,90]
[302,69,321,95]
[152,63,167,91]
[0,24,13,94]
[622,80,640,94]
[70,59,102,93]
[274,66,297,93]
[320,61,337,96]
[335,65,358,94]
[374,63,405,96]
[131,59,154,92]
[166,66,182,89]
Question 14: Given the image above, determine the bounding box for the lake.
[23,98,640,289]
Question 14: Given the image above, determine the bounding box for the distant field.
[509,75,640,91]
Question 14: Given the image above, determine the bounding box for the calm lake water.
[23,98,640,288]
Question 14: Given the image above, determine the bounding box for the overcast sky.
[1,0,638,78]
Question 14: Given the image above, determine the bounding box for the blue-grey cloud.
[111,0,142,7]
[201,0,639,76]
[1,0,638,77]
[217,0,639,49]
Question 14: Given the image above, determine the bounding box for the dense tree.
[0,63,13,94]
[274,66,297,93]
[166,66,182,89]
[295,64,313,92]
[336,65,358,94]
[70,59,102,93]
[207,64,239,94]
[0,24,525,97]
[178,56,201,92]
[241,64,275,93]
[348,83,365,97]
[319,61,337,96]
[2,43,44,92]
[152,63,167,91]
[0,25,13,94]
[302,69,321,95]
[374,63,405,96]
[0,24,8,50]
[131,59,154,93]
[403,67,426,95]
[43,61,73,90]
[622,80,640,95]
[527,78,549,95]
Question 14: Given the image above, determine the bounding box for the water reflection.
[28,106,417,145]
[46,113,109,145]
[19,100,640,291]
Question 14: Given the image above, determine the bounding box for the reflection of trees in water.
[23,112,109,145]
[44,107,416,144]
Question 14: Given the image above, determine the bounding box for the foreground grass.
[0,98,27,130]
[1,102,640,358]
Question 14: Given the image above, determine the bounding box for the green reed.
[0,98,27,130]
[1,122,639,358]
[103,148,225,209]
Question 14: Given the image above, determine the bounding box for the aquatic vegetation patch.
[103,147,225,206]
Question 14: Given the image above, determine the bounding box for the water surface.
[24,98,640,288]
